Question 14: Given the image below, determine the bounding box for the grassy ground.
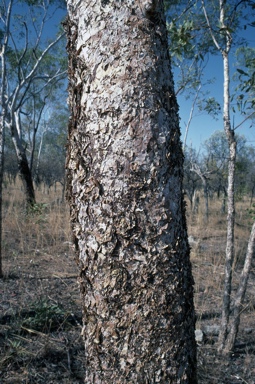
[0,182,255,383]
[188,197,255,383]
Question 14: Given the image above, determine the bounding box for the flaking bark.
[65,1,197,382]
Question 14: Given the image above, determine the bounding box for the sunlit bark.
[66,1,197,382]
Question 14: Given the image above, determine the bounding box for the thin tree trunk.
[183,84,201,152]
[202,0,237,352]
[221,187,227,214]
[223,220,255,353]
[250,183,255,206]
[218,49,237,352]
[65,1,197,382]
[11,123,36,207]
[203,181,209,222]
[190,164,209,221]
[18,153,36,207]
[29,95,46,176]
[0,0,13,277]
[0,116,5,278]
[34,125,47,185]
[192,190,199,215]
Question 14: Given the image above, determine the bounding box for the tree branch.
[201,0,222,52]
[10,32,65,112]
[233,111,255,131]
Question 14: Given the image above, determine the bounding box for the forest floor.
[0,183,255,383]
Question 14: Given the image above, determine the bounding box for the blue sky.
[11,2,253,151]
[59,9,254,152]
[175,24,255,151]
[177,79,255,151]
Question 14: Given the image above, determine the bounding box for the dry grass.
[187,195,255,383]
[0,180,84,383]
[0,182,255,383]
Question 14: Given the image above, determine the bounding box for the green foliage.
[165,0,255,134]
[26,203,48,224]
[22,297,69,332]
[198,97,221,119]
[167,20,196,60]
[234,47,255,112]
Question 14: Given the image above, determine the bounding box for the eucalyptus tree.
[201,10,236,348]
[0,0,11,277]
[0,0,66,277]
[166,0,255,353]
[200,0,255,353]
[166,0,219,148]
[0,0,66,207]
[65,0,197,382]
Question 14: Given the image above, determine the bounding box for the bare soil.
[0,185,255,383]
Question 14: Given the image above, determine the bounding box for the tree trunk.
[221,187,227,214]
[17,152,36,207]
[218,49,237,353]
[11,122,36,207]
[0,116,4,278]
[201,0,236,352]
[203,180,209,223]
[250,183,255,206]
[223,220,255,353]
[65,1,197,382]
[0,0,13,277]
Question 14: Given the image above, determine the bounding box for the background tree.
[0,0,67,276]
[165,0,255,353]
[65,0,197,382]
[0,0,66,208]
[36,104,68,199]
[200,0,255,353]
[0,0,11,277]
[183,146,201,212]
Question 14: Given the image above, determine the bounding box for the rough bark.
[65,1,197,382]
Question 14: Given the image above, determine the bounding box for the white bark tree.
[201,0,255,354]
[0,0,12,277]
[0,0,66,207]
